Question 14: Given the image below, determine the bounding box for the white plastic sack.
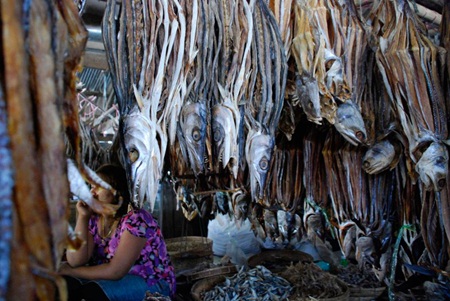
[207,214,261,258]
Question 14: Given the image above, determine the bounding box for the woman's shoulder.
[123,208,155,224]
[122,208,158,237]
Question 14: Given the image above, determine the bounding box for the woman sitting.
[59,164,175,301]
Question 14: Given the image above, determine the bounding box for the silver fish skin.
[363,140,399,174]
[334,101,367,145]
[212,103,239,177]
[124,106,166,210]
[245,128,274,201]
[415,142,448,191]
[295,73,322,125]
[178,102,207,176]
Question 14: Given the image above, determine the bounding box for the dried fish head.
[245,128,274,201]
[363,140,400,174]
[355,236,376,269]
[232,191,250,223]
[212,103,238,175]
[124,107,164,209]
[415,142,448,191]
[177,185,198,221]
[343,225,356,260]
[295,73,322,125]
[334,101,367,145]
[214,191,230,215]
[277,210,291,242]
[306,211,324,240]
[264,209,278,240]
[178,102,207,175]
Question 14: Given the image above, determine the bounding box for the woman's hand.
[58,262,74,276]
[76,201,93,218]
[60,231,147,281]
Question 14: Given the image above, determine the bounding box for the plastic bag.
[207,213,261,259]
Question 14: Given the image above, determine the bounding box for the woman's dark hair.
[96,164,130,217]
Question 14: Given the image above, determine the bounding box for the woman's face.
[90,184,115,205]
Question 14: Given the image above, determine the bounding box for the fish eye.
[191,127,202,142]
[212,126,223,142]
[363,160,371,169]
[356,131,365,141]
[435,156,445,165]
[259,157,269,171]
[128,148,139,163]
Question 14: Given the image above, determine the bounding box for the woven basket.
[349,286,385,301]
[165,236,213,272]
[248,249,314,273]
[185,264,237,282]
[166,236,213,258]
[289,278,350,301]
[190,275,227,301]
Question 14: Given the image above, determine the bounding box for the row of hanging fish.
[100,0,450,289]
[103,0,287,210]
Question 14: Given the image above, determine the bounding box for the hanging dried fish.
[266,147,303,212]
[334,101,367,145]
[245,127,275,202]
[104,0,191,210]
[245,0,287,202]
[2,0,88,299]
[291,2,323,125]
[177,101,207,176]
[210,0,253,179]
[374,0,448,191]
[177,185,199,221]
[173,0,214,178]
[303,126,328,210]
[267,0,294,53]
[293,73,322,125]
[291,0,368,146]
[360,49,403,175]
[231,189,250,226]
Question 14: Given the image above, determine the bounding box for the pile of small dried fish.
[336,263,383,289]
[280,262,347,299]
[201,266,292,301]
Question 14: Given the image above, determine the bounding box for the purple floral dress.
[88,209,176,294]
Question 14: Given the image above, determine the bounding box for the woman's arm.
[60,230,147,280]
[66,202,94,267]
